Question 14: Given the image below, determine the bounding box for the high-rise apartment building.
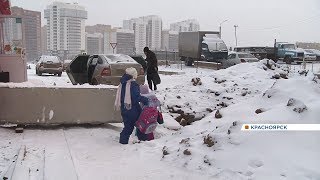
[123,15,162,54]
[104,28,135,55]
[170,19,200,32]
[41,25,47,55]
[161,30,179,51]
[44,2,87,59]
[296,42,320,50]
[145,15,162,50]
[86,33,103,55]
[116,29,135,55]
[133,19,147,54]
[85,24,111,34]
[11,6,41,61]
[85,24,111,55]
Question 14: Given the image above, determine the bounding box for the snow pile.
[286,98,307,113]
[157,60,283,127]
[1,61,320,179]
[150,62,320,179]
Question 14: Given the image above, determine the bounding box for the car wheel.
[58,73,62,77]
[185,58,193,66]
[184,60,188,66]
[284,56,292,64]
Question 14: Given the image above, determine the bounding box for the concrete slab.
[158,70,185,75]
[0,87,122,125]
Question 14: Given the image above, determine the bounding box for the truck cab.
[276,42,304,64]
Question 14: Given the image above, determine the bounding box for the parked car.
[130,55,147,72]
[234,46,276,60]
[305,49,320,61]
[63,59,72,71]
[67,54,145,85]
[301,49,317,61]
[36,55,62,76]
[223,52,259,68]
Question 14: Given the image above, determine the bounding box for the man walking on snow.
[144,47,160,91]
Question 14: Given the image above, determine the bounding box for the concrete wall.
[0,55,27,82]
[0,87,122,125]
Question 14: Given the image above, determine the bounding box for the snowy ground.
[1,61,320,180]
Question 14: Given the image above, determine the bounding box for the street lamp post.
[219,20,228,38]
[234,25,238,47]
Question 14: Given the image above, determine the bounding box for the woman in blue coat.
[115,67,149,144]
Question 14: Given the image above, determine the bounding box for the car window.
[40,56,60,63]
[228,54,236,59]
[238,53,255,58]
[131,56,144,63]
[104,54,136,63]
[305,50,313,53]
[64,60,72,64]
[90,57,99,65]
[282,44,296,50]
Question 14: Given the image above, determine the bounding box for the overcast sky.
[11,0,320,47]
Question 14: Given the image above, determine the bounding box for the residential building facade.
[123,15,162,54]
[85,33,103,55]
[44,2,87,59]
[41,25,47,55]
[85,24,111,34]
[11,6,41,61]
[170,19,200,32]
[161,30,179,51]
[104,28,135,55]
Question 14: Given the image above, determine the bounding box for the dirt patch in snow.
[287,98,307,113]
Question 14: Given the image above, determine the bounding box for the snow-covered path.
[0,126,213,180]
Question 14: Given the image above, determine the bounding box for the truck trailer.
[179,31,228,66]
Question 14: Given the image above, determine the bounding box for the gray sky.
[11,0,320,47]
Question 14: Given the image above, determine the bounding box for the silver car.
[35,55,63,76]
[304,49,320,61]
[223,52,259,68]
[67,54,145,85]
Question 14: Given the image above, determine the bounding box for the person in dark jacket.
[144,47,159,91]
[114,68,149,144]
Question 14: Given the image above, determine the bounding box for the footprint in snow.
[244,171,254,176]
[248,159,264,168]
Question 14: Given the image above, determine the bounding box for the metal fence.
[154,50,179,62]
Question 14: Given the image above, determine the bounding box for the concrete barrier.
[194,61,222,70]
[159,60,222,70]
[0,87,122,125]
[158,70,185,75]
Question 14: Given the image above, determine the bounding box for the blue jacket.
[120,74,149,122]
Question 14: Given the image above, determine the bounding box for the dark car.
[130,55,147,72]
